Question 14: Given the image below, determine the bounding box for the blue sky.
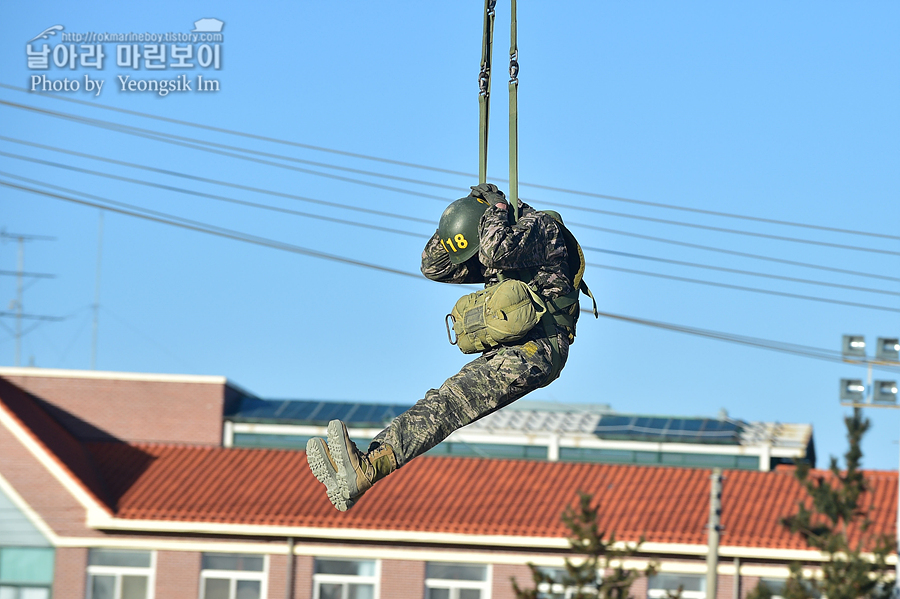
[1,2,898,470]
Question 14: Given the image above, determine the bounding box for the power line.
[4,155,895,299]
[0,158,432,240]
[592,309,900,373]
[3,82,897,242]
[0,135,436,226]
[572,224,900,284]
[586,263,900,313]
[4,100,900,256]
[0,270,55,278]
[6,175,899,315]
[5,175,899,373]
[584,248,900,297]
[0,101,451,201]
[0,179,424,281]
[5,136,896,287]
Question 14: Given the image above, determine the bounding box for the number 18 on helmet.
[437,194,493,264]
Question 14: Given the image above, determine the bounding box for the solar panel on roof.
[228,399,413,426]
[594,415,743,445]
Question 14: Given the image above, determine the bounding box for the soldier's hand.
[470,183,507,206]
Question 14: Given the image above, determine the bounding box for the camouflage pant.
[372,330,570,467]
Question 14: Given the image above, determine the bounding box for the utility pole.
[0,231,56,366]
[706,468,723,599]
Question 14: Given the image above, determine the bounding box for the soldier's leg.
[372,334,564,467]
[308,333,568,511]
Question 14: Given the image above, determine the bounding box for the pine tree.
[512,491,658,599]
[751,409,895,599]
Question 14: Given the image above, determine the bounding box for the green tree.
[750,409,895,599]
[512,491,658,599]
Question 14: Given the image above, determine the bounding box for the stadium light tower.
[839,335,900,594]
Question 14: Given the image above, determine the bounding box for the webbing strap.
[478,0,496,185]
[539,313,562,387]
[508,0,519,222]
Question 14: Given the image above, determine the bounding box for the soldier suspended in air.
[306,182,596,511]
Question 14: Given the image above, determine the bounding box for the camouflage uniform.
[370,200,576,467]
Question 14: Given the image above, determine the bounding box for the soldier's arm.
[477,203,552,270]
[421,230,484,284]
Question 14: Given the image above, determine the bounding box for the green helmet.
[437,194,494,264]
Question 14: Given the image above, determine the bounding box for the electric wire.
[586,263,900,313]
[583,248,900,297]
[4,154,898,302]
[4,134,897,285]
[4,177,899,374]
[3,100,900,256]
[0,135,436,226]
[0,180,424,281]
[572,224,900,284]
[5,175,900,315]
[591,309,900,373]
[0,157,432,240]
[3,82,898,242]
[0,100,450,201]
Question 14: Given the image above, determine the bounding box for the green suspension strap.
[478,0,496,185]
[508,0,519,222]
[507,1,560,385]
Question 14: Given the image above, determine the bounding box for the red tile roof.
[85,442,898,551]
[1,375,893,552]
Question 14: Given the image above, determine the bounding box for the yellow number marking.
[454,234,468,249]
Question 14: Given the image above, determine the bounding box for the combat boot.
[305,437,348,511]
[326,419,397,511]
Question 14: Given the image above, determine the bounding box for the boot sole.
[306,437,352,512]
[326,420,359,509]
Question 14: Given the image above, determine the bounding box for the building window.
[648,574,705,599]
[0,547,55,599]
[313,559,378,599]
[756,577,819,599]
[86,549,154,599]
[425,562,490,599]
[200,553,266,599]
[533,566,597,599]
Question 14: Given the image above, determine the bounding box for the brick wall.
[155,550,201,599]
[0,409,100,538]
[381,559,426,599]
[494,563,534,599]
[53,547,86,599]
[294,555,313,599]
[2,372,228,445]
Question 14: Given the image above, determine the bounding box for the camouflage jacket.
[421,201,575,306]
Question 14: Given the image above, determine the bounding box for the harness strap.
[539,313,562,387]
[478,0,496,185]
[508,0,519,222]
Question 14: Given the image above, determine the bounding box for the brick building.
[0,367,895,599]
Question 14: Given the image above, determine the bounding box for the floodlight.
[873,380,898,405]
[842,335,866,358]
[839,378,865,403]
[875,337,900,362]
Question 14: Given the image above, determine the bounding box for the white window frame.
[312,558,380,599]
[647,574,705,599]
[424,563,492,599]
[534,566,598,599]
[85,550,156,599]
[198,554,268,599]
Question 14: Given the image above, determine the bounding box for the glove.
[469,183,507,206]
